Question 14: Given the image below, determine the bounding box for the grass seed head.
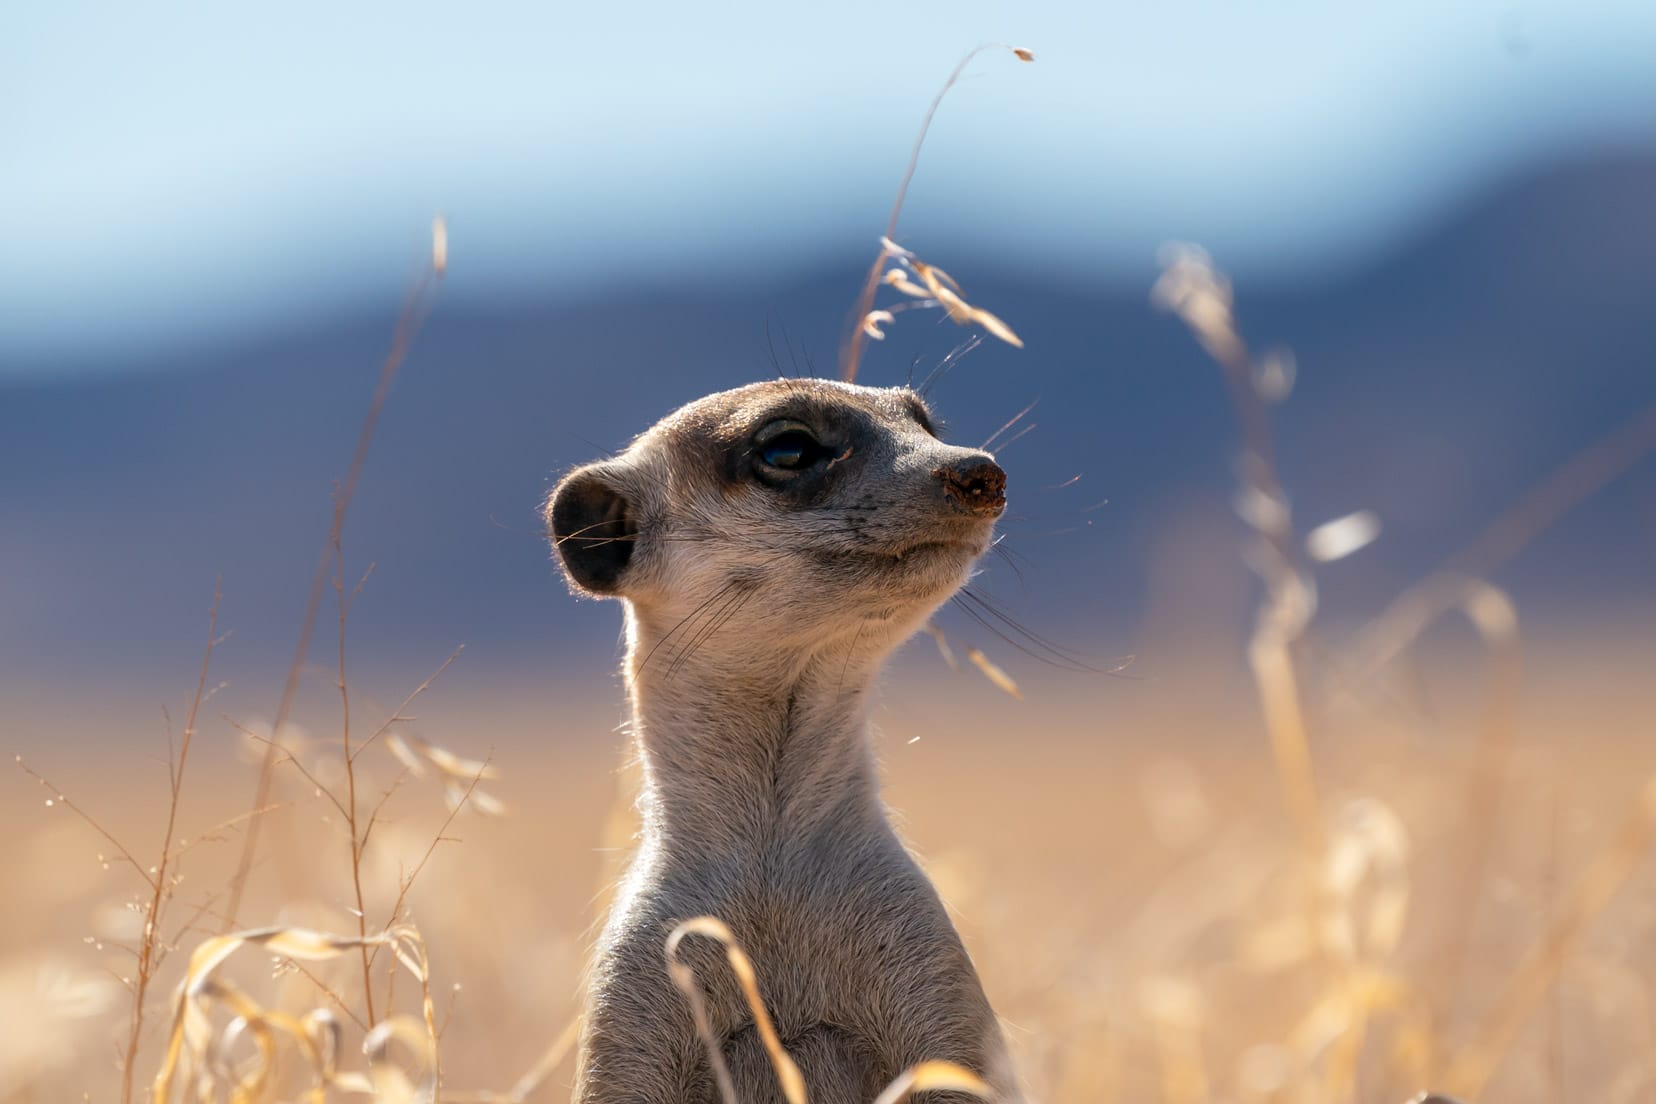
[431,216,448,276]
[862,310,895,341]
[966,647,1022,699]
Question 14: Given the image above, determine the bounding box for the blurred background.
[4,3,1655,1102]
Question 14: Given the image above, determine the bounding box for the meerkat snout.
[935,455,1007,517]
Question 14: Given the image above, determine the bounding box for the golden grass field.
[5,623,1656,1104]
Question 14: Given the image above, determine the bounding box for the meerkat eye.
[760,431,820,469]
[754,425,827,473]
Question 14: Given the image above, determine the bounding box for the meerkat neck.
[622,610,890,855]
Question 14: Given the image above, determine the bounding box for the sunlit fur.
[545,379,1021,1103]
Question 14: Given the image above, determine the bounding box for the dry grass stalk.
[1153,243,1329,917]
[1442,770,1656,1099]
[223,655,490,1026]
[385,723,505,817]
[1319,408,1656,1065]
[432,215,449,275]
[16,583,229,1104]
[13,758,156,898]
[1417,581,1522,1045]
[364,1012,442,1104]
[374,756,496,950]
[841,44,1033,383]
[120,583,227,1104]
[1144,245,1656,1098]
[1139,976,1209,1104]
[868,1060,992,1104]
[1284,970,1434,1100]
[445,1016,582,1104]
[1331,405,1656,1047]
[1345,396,1656,688]
[335,548,379,1023]
[1443,398,1656,581]
[151,923,438,1104]
[1305,511,1380,564]
[920,622,1023,698]
[921,622,960,672]
[1543,791,1566,1103]
[1319,800,1414,1101]
[225,216,448,931]
[1327,402,1656,1044]
[665,917,999,1104]
[838,61,1039,677]
[966,646,1023,700]
[666,916,807,1104]
[320,562,491,1031]
[859,239,1024,352]
[1149,245,1569,1101]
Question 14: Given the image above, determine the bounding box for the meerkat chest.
[632,827,939,955]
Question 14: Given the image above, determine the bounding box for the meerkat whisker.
[949,592,1062,669]
[958,586,1123,678]
[986,419,1038,455]
[663,584,757,680]
[837,619,871,693]
[978,396,1040,452]
[635,580,743,675]
[955,585,1091,664]
[916,335,983,398]
[987,541,1032,590]
[950,588,1097,674]
[763,318,794,382]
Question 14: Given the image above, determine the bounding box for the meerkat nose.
[935,455,1008,517]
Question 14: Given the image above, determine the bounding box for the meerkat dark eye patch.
[902,394,939,437]
[547,464,636,596]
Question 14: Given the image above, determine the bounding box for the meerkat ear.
[547,462,637,597]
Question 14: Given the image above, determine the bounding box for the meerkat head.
[545,378,1006,672]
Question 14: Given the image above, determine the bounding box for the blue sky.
[6,0,1656,366]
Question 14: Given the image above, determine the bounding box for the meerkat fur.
[546,378,1021,1104]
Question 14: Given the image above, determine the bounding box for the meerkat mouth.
[894,538,977,557]
[885,535,989,562]
[807,534,986,570]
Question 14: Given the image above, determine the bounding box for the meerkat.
[545,377,1021,1104]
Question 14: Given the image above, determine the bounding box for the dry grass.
[841,43,1033,384]
[7,51,1656,1104]
[8,650,1656,1103]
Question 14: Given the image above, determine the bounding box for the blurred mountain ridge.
[2,150,1653,688]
